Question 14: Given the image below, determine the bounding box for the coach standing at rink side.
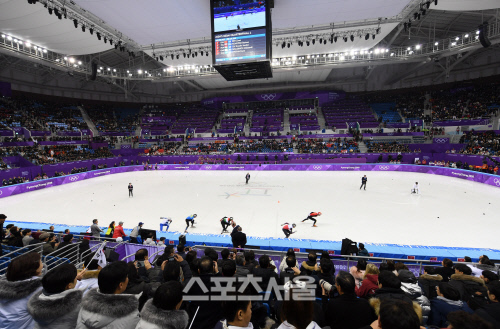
[360,175,367,190]
[128,183,133,197]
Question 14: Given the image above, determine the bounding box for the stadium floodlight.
[25,42,31,48]
[138,69,143,74]
[464,34,469,38]
[407,47,411,51]
[415,45,421,49]
[434,42,439,46]
[78,61,82,65]
[42,49,47,53]
[455,37,459,41]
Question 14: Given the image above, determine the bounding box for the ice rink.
[1,170,499,250]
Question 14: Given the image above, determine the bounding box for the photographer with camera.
[279,255,301,284]
[156,246,193,283]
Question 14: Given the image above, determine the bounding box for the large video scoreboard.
[211,0,272,79]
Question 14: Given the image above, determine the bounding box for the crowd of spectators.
[143,143,182,155]
[1,217,499,329]
[21,145,115,165]
[459,131,500,156]
[366,141,411,153]
[232,139,293,153]
[296,138,359,154]
[86,106,139,133]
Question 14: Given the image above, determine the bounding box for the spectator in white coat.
[27,264,96,329]
[136,281,189,329]
[0,252,44,329]
[76,261,141,329]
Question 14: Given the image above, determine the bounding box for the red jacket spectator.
[356,274,379,298]
[112,223,126,239]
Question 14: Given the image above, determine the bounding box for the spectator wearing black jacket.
[244,250,258,273]
[314,258,335,298]
[434,258,455,282]
[252,255,279,293]
[322,271,377,329]
[371,271,418,318]
[475,281,500,329]
[418,266,443,300]
[449,263,489,310]
[231,226,247,248]
[184,256,222,329]
[279,256,301,285]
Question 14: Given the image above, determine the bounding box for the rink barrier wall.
[5,220,500,262]
[1,163,499,200]
[3,164,500,259]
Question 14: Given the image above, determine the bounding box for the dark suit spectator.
[244,250,258,273]
[322,271,377,329]
[231,226,247,248]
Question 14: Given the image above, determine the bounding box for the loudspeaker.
[341,238,358,256]
[479,23,491,48]
[90,62,98,81]
[104,248,120,262]
[179,235,186,245]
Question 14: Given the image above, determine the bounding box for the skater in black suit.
[360,175,367,190]
[128,183,133,197]
[245,173,250,184]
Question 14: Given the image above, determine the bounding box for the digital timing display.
[214,28,267,64]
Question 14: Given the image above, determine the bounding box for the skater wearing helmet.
[281,223,296,238]
[220,216,233,234]
[302,212,322,227]
[185,214,197,232]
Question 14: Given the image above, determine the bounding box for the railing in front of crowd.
[42,242,81,270]
[0,242,45,277]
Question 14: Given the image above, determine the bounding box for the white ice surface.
[1,170,499,249]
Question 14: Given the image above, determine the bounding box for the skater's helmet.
[229,217,233,220]
[292,223,296,228]
[318,212,322,215]
[193,214,197,218]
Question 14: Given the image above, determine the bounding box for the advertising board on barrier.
[0,164,499,199]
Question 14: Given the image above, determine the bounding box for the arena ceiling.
[0,0,499,97]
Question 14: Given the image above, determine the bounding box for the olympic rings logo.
[0,190,3,195]
[69,176,79,182]
[378,166,390,170]
[434,138,449,143]
[494,178,500,186]
[205,165,212,170]
[260,94,277,101]
[313,165,323,170]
